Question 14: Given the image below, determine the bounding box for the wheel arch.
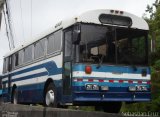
[43,78,55,97]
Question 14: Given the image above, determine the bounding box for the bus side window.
[15,53,19,67]
[18,49,24,65]
[8,56,13,71]
[47,30,62,55]
[24,45,34,63]
[5,57,9,73]
[54,30,62,52]
[47,33,55,54]
[64,30,72,57]
[35,38,45,59]
[3,58,7,73]
[4,56,13,72]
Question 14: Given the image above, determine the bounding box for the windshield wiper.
[97,55,104,69]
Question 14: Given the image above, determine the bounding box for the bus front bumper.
[72,91,151,102]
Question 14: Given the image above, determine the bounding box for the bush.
[154,60,160,70]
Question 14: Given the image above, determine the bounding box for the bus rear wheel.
[102,102,122,113]
[11,89,18,104]
[44,83,57,107]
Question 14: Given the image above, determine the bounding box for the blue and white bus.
[1,9,150,113]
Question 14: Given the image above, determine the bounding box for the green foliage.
[150,50,160,66]
[152,7,160,34]
[154,60,160,70]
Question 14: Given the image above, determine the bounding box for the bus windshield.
[74,24,148,66]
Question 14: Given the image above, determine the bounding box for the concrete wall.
[0,104,122,117]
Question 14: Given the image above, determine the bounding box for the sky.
[0,0,155,73]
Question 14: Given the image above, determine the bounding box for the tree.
[145,0,160,52]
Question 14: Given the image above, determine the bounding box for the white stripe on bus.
[10,74,62,87]
[72,71,150,80]
[12,68,47,80]
[2,54,63,76]
[2,77,8,82]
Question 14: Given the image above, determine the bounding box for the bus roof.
[4,9,149,58]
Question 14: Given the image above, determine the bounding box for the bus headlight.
[136,86,148,91]
[92,84,99,90]
[85,84,99,90]
[86,84,92,90]
[136,86,142,91]
[141,86,148,91]
[129,86,148,92]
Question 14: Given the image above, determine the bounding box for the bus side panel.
[1,54,63,104]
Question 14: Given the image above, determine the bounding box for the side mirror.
[73,30,80,44]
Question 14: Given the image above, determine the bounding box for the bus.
[1,9,150,113]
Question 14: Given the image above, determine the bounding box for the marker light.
[120,11,124,14]
[115,10,119,14]
[85,66,92,74]
[110,10,114,13]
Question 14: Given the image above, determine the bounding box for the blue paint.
[2,61,62,79]
[1,61,63,103]
[73,64,150,74]
[71,63,151,103]
[3,80,63,103]
[3,72,48,84]
[2,61,62,88]
[73,86,151,92]
[1,61,151,104]
[73,91,151,102]
[0,90,2,96]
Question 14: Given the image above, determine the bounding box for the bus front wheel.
[44,82,57,107]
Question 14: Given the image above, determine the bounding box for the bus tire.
[44,82,57,107]
[102,102,122,113]
[11,88,18,104]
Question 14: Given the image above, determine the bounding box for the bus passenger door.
[62,29,72,99]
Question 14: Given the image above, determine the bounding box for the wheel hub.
[45,90,54,106]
